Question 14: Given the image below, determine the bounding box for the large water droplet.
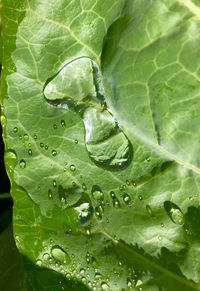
[164,201,184,225]
[4,150,17,174]
[51,246,71,264]
[43,57,132,171]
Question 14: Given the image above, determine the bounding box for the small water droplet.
[53,124,57,129]
[34,134,37,139]
[146,157,151,162]
[158,235,162,241]
[61,120,65,127]
[53,180,57,187]
[70,164,76,171]
[138,195,143,201]
[24,134,29,141]
[101,282,109,290]
[132,181,137,187]
[123,193,131,205]
[52,150,57,157]
[161,223,164,227]
[110,191,120,208]
[80,268,85,275]
[92,185,103,201]
[51,246,71,264]
[13,127,18,133]
[60,196,66,206]
[146,205,153,216]
[28,149,32,156]
[19,159,26,169]
[76,203,93,224]
[82,183,86,190]
[40,143,44,148]
[1,115,6,128]
[45,145,48,150]
[63,167,67,172]
[189,196,193,201]
[74,139,78,144]
[36,259,42,267]
[28,143,31,147]
[126,180,130,186]
[89,22,94,27]
[48,189,53,200]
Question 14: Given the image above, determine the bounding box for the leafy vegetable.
[1,0,200,290]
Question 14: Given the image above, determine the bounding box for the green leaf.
[2,0,200,290]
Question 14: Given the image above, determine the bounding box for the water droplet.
[189,196,193,201]
[53,124,57,129]
[48,190,53,200]
[43,57,132,171]
[52,150,57,157]
[82,183,86,190]
[34,134,37,139]
[4,150,17,174]
[43,253,50,261]
[53,180,57,187]
[92,185,103,201]
[36,259,42,267]
[24,134,29,141]
[95,205,103,219]
[146,157,151,162]
[132,181,137,187]
[51,246,71,264]
[13,127,18,133]
[164,201,184,225]
[101,282,109,290]
[63,167,67,172]
[19,159,26,169]
[138,195,143,201]
[1,115,6,128]
[80,268,85,275]
[123,193,131,205]
[74,139,78,144]
[161,223,164,227]
[75,203,93,224]
[89,22,94,27]
[126,180,130,186]
[61,120,65,127]
[92,257,97,269]
[70,164,76,171]
[60,196,66,206]
[28,143,31,147]
[110,191,120,208]
[28,149,32,156]
[146,205,153,216]
[40,143,44,148]
[158,235,162,241]
[45,145,48,150]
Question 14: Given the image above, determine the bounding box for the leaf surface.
[2,0,200,290]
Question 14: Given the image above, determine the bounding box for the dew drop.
[63,167,67,172]
[80,268,85,275]
[19,159,26,169]
[53,124,57,129]
[48,189,53,200]
[45,145,48,150]
[51,246,71,264]
[101,282,110,290]
[4,151,17,174]
[1,115,6,128]
[74,139,78,144]
[82,183,86,190]
[164,201,184,225]
[34,134,37,139]
[13,127,18,133]
[146,157,151,162]
[158,235,162,241]
[53,180,57,187]
[36,259,42,267]
[60,196,66,206]
[110,191,120,208]
[75,203,93,224]
[89,22,94,27]
[138,195,143,201]
[40,143,44,148]
[28,149,32,156]
[146,205,153,216]
[61,120,66,127]
[123,193,131,205]
[70,164,76,171]
[43,253,50,261]
[52,150,57,157]
[24,134,29,141]
[92,185,103,201]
